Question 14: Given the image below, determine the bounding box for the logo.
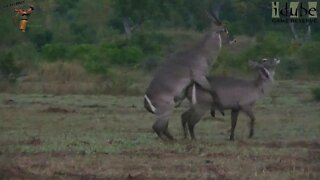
[272,1,318,23]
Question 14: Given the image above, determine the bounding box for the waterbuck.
[182,58,280,140]
[144,12,236,140]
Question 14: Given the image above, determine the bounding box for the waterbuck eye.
[224,28,228,33]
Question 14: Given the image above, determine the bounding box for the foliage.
[311,87,320,101]
[30,30,53,49]
[100,44,144,66]
[299,42,320,75]
[0,0,319,78]
[41,43,69,61]
[0,52,21,82]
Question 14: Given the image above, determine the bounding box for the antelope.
[181,58,280,140]
[144,11,236,140]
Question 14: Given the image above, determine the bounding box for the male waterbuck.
[144,12,236,140]
[182,58,280,140]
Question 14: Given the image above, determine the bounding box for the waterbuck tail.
[191,84,197,105]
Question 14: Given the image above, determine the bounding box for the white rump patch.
[192,84,197,105]
[218,34,222,48]
[144,95,156,113]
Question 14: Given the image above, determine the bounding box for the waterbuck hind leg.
[210,90,225,116]
[230,109,239,141]
[181,108,195,139]
[210,108,215,118]
[187,107,207,140]
[153,107,174,141]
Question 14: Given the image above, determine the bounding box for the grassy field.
[0,80,319,179]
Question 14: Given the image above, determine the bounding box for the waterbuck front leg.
[230,109,239,141]
[181,108,193,139]
[241,106,255,138]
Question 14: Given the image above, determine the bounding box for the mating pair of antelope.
[144,12,280,141]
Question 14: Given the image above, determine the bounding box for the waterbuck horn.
[205,10,222,25]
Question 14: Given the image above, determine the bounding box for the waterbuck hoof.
[210,110,215,118]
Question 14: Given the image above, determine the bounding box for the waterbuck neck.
[194,32,221,64]
[253,74,273,95]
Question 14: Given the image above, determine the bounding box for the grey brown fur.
[182,58,280,140]
[144,12,235,140]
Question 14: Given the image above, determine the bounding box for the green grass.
[0,80,319,179]
[312,87,320,101]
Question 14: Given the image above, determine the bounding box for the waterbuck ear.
[275,58,280,64]
[248,60,259,68]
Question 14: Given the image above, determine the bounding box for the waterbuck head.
[206,11,236,46]
[249,58,281,82]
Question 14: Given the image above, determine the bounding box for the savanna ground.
[0,80,319,179]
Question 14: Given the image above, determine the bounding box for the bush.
[68,44,97,60]
[276,57,301,79]
[83,57,109,74]
[299,42,320,75]
[100,44,144,66]
[255,31,289,57]
[41,43,69,61]
[11,42,39,62]
[311,87,320,101]
[0,52,21,81]
[30,30,53,49]
[131,31,171,56]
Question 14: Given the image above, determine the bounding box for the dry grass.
[0,62,147,95]
[0,80,319,179]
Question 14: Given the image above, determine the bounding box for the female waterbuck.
[182,58,280,140]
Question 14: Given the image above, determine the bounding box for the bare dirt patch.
[41,107,76,113]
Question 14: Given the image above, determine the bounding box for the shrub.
[0,52,21,82]
[255,31,289,57]
[41,43,69,61]
[299,42,320,75]
[131,31,171,56]
[83,57,109,74]
[68,44,96,60]
[276,57,301,79]
[30,30,53,49]
[11,42,39,62]
[100,44,144,66]
[311,87,320,101]
[121,46,144,65]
